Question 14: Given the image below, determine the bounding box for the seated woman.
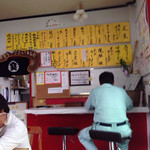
[0,94,31,150]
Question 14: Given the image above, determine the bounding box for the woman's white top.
[0,111,31,150]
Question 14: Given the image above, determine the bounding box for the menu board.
[54,44,132,69]
[6,22,131,51]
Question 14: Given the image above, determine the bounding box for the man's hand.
[0,113,7,128]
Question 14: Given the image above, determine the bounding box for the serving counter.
[25,106,149,150]
[25,106,149,115]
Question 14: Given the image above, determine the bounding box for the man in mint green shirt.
[78,71,133,150]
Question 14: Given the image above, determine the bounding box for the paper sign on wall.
[40,51,52,67]
[6,33,14,50]
[45,71,61,84]
[61,71,69,90]
[36,72,44,85]
[55,50,64,68]
[48,87,63,94]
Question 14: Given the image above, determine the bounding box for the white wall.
[0,77,11,101]
[133,0,150,149]
[0,7,130,53]
[0,6,137,97]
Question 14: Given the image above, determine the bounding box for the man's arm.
[85,89,95,110]
[125,92,133,111]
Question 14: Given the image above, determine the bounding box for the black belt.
[97,121,127,127]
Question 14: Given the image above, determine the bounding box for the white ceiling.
[0,0,135,21]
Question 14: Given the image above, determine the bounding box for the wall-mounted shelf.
[11,86,29,90]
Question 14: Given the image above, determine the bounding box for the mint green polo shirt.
[85,83,133,123]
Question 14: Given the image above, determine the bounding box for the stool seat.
[47,127,79,150]
[48,127,79,135]
[89,130,130,150]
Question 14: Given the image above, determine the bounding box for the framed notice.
[69,70,91,86]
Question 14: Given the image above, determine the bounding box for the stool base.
[109,141,115,150]
[63,135,66,150]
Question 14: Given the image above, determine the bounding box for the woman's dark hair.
[99,72,114,85]
[0,94,10,113]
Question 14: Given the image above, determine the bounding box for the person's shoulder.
[113,85,125,92]
[5,112,27,135]
[93,86,101,91]
[10,112,26,126]
[89,86,100,94]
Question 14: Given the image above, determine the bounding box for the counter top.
[25,106,149,115]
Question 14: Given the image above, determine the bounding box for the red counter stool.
[47,127,79,150]
[89,130,130,150]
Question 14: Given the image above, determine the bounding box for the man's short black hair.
[99,71,114,85]
[0,94,10,113]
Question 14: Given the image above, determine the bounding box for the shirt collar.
[101,83,113,87]
[4,111,12,126]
